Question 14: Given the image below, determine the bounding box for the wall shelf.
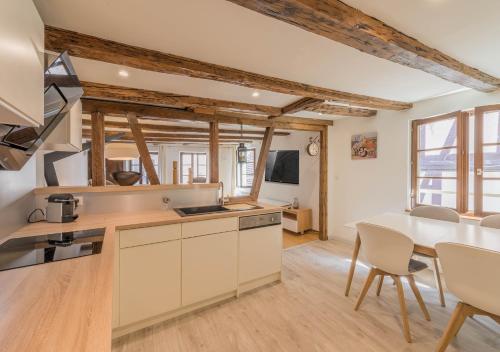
[33,183,219,196]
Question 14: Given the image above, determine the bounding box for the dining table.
[344,212,500,297]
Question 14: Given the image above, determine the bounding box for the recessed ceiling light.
[118,70,129,77]
[319,112,323,115]
[252,91,260,98]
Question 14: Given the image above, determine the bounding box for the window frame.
[410,111,465,212]
[236,148,256,188]
[474,104,500,216]
[411,106,500,216]
[179,152,208,184]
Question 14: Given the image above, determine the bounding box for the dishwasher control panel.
[239,212,282,231]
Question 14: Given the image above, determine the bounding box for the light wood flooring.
[112,239,500,352]
[282,229,319,249]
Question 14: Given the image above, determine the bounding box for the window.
[180,152,207,184]
[474,106,500,214]
[124,152,159,185]
[411,105,500,215]
[237,148,255,188]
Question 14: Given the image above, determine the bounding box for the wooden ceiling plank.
[126,112,160,184]
[81,119,290,136]
[81,99,332,131]
[271,97,324,118]
[307,104,377,117]
[82,81,281,116]
[46,26,412,110]
[228,0,500,92]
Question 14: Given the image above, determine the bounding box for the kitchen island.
[0,204,282,352]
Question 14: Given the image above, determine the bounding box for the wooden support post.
[126,112,160,185]
[319,126,328,241]
[90,111,105,186]
[250,126,275,200]
[172,160,178,184]
[209,121,219,183]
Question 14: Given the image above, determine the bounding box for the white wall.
[331,89,500,242]
[257,130,321,230]
[0,158,36,239]
[34,187,218,214]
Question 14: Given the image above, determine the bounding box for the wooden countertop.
[0,204,281,352]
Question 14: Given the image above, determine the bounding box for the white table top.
[345,212,500,253]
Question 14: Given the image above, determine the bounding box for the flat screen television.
[265,150,299,184]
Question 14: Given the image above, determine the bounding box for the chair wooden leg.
[436,302,468,352]
[354,268,377,311]
[394,276,411,343]
[376,275,384,296]
[433,258,446,307]
[407,275,431,321]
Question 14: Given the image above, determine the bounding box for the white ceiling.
[34,0,500,119]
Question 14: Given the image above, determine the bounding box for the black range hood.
[0,52,83,171]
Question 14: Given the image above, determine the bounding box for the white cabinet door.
[239,225,282,283]
[120,240,181,326]
[182,231,237,306]
[0,0,44,126]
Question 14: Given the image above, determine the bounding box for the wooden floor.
[282,229,319,249]
[112,239,500,352]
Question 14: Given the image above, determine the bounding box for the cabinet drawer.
[182,231,238,305]
[120,224,181,248]
[282,217,298,233]
[182,217,238,238]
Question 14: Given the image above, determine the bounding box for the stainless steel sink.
[174,204,262,217]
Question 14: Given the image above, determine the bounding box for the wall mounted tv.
[265,150,299,185]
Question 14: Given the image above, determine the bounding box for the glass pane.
[468,115,475,211]
[483,145,500,178]
[417,149,457,177]
[483,111,500,144]
[417,178,456,208]
[483,180,500,213]
[418,118,457,150]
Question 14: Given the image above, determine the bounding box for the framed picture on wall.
[351,132,377,159]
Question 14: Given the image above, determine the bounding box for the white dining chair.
[355,222,431,343]
[479,214,500,229]
[435,243,500,352]
[410,205,460,307]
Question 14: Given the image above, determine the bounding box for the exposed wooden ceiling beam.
[228,0,500,92]
[81,119,290,136]
[82,129,263,141]
[271,97,324,118]
[306,104,377,117]
[81,81,281,116]
[46,26,412,110]
[81,98,331,131]
[82,133,254,144]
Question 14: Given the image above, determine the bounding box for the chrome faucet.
[218,181,225,206]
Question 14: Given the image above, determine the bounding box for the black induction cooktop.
[0,228,105,272]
